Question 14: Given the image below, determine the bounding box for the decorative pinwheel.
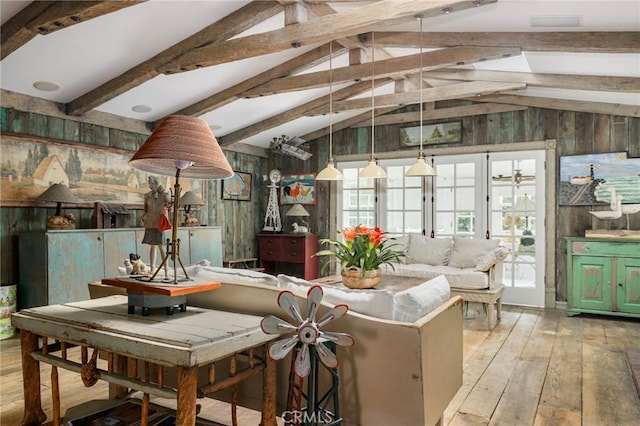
[260,285,355,377]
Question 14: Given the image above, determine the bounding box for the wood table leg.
[20,329,46,426]
[261,346,277,426]
[487,302,495,330]
[177,366,198,426]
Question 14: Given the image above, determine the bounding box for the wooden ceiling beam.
[218,80,382,147]
[170,42,345,120]
[65,1,282,116]
[423,69,640,93]
[371,31,640,53]
[310,81,526,114]
[158,0,497,73]
[472,95,640,117]
[1,1,145,60]
[243,46,521,97]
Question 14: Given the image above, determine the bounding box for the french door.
[337,149,546,307]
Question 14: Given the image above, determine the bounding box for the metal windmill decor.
[261,285,354,377]
[261,285,354,425]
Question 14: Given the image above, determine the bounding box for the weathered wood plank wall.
[0,107,269,285]
[312,103,639,303]
[1,102,638,305]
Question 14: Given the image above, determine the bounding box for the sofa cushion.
[383,263,490,289]
[393,275,451,322]
[278,274,394,320]
[475,246,510,272]
[448,237,500,269]
[407,234,453,266]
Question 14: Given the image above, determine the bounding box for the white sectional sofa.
[382,233,509,291]
[90,265,464,426]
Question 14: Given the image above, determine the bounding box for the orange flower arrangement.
[316,225,405,277]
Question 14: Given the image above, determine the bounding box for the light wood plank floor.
[1,304,639,425]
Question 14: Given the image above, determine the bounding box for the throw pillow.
[277,274,394,320]
[475,246,510,272]
[448,237,500,269]
[407,234,453,266]
[389,234,410,264]
[392,275,451,323]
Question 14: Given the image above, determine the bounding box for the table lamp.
[36,183,80,230]
[130,115,233,283]
[180,190,205,226]
[285,203,310,233]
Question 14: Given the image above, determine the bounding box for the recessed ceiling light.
[131,105,152,113]
[530,16,582,28]
[33,80,60,91]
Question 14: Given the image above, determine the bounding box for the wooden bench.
[223,257,265,272]
[450,283,504,330]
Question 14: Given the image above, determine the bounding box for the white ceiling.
[1,0,639,149]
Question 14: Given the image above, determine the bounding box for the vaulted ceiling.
[1,0,638,155]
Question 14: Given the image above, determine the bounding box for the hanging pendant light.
[406,15,437,177]
[359,32,387,179]
[317,42,344,181]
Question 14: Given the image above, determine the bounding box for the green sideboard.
[566,237,640,318]
[18,226,222,309]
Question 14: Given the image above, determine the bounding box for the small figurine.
[129,253,149,275]
[123,258,133,275]
[292,222,309,233]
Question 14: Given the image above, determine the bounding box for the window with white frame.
[339,167,376,228]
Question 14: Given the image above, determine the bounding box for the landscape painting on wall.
[0,136,203,207]
[559,151,640,206]
[400,121,462,147]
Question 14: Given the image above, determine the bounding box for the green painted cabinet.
[566,237,640,318]
[18,227,222,309]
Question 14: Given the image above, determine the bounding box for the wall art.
[221,171,252,201]
[0,135,203,207]
[559,151,640,206]
[400,121,462,147]
[281,173,316,205]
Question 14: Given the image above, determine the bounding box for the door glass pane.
[437,188,454,210]
[456,188,475,210]
[456,163,475,186]
[405,211,422,233]
[405,188,422,210]
[387,211,404,233]
[437,212,454,234]
[436,164,454,186]
[387,188,404,208]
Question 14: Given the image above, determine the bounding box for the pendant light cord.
[329,42,333,160]
[418,15,424,156]
[371,32,375,158]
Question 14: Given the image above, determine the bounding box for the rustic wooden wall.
[310,104,640,303]
[0,107,269,286]
[1,102,638,304]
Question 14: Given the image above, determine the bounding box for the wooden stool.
[450,284,504,330]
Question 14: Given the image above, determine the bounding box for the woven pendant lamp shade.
[130,115,233,179]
